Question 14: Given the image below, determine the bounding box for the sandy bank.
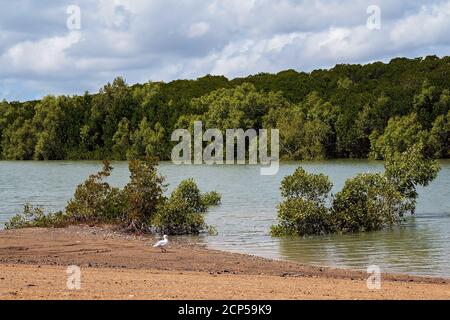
[0,226,448,300]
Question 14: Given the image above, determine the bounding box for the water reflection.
[277,221,436,273]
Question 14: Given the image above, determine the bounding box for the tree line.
[1,55,449,161]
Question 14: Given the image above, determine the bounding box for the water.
[1,160,449,278]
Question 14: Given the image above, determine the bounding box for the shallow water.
[1,160,449,277]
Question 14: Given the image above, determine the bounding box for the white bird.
[153,235,169,252]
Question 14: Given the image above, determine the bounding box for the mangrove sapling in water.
[331,173,404,233]
[270,167,334,236]
[271,144,441,236]
[152,179,221,235]
[384,143,440,214]
[5,159,221,235]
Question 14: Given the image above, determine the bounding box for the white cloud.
[0,0,449,100]
[1,32,82,74]
[390,2,450,48]
[187,22,210,38]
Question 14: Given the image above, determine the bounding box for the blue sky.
[1,0,450,101]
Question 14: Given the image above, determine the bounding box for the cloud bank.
[1,0,450,100]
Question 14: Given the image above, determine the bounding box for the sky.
[1,0,450,101]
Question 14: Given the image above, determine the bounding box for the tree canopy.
[1,56,450,161]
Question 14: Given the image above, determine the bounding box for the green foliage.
[127,118,167,160]
[270,198,332,236]
[65,160,126,223]
[413,81,441,128]
[264,106,305,160]
[169,179,205,212]
[332,173,403,233]
[264,92,337,160]
[429,111,450,158]
[300,119,332,159]
[1,118,36,160]
[272,167,334,236]
[384,144,441,213]
[152,196,208,235]
[195,83,290,131]
[32,96,67,160]
[201,191,222,207]
[280,167,332,202]
[370,113,429,159]
[122,158,167,231]
[112,118,131,160]
[152,179,219,235]
[272,146,440,236]
[5,160,220,236]
[5,204,67,230]
[2,57,450,161]
[354,95,392,157]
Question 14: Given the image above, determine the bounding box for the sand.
[0,226,449,300]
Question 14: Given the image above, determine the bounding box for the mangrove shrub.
[271,144,440,236]
[152,179,221,235]
[271,168,334,236]
[5,160,221,235]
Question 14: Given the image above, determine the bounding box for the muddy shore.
[0,226,448,300]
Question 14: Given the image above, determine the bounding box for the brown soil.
[0,226,449,300]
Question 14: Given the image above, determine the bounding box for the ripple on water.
[1,160,450,277]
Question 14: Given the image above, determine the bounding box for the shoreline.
[0,225,449,300]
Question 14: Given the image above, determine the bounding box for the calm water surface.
[1,160,449,277]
